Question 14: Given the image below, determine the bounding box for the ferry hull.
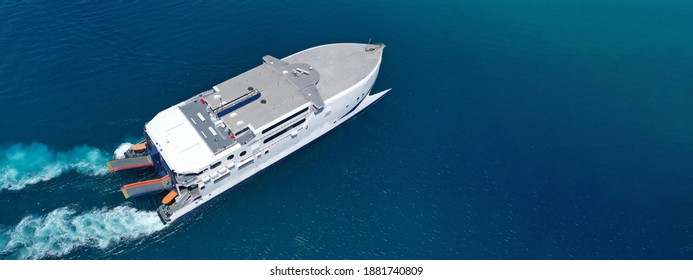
[111,43,388,224]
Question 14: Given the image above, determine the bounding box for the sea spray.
[0,142,110,190]
[0,205,165,259]
[113,142,133,159]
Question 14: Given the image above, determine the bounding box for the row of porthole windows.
[225,150,247,162]
[357,91,366,102]
[209,151,249,169]
[347,92,367,108]
[215,149,269,169]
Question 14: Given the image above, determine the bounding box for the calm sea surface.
[0,1,692,259]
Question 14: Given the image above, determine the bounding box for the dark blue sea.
[1,1,692,260]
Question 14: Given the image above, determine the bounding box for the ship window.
[227,154,234,160]
[179,169,206,177]
[236,127,250,135]
[240,151,247,157]
[261,107,309,134]
[263,119,306,144]
[211,162,221,169]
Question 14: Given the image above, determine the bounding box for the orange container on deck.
[130,142,147,151]
[162,190,178,205]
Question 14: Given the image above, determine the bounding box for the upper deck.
[206,43,384,133]
[145,43,384,173]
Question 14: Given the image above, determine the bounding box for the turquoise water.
[1,1,692,259]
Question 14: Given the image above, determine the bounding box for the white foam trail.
[0,143,109,191]
[0,205,165,259]
[113,142,133,159]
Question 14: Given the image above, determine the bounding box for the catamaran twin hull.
[107,43,389,224]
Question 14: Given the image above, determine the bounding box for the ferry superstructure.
[107,43,389,224]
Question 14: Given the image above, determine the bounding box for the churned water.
[1,1,692,259]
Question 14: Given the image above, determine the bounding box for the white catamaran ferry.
[107,43,389,224]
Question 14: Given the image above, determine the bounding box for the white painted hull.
[166,62,389,223]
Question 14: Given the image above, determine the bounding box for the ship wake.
[0,142,125,191]
[113,142,134,159]
[0,205,166,260]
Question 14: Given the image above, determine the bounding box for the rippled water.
[1,1,692,259]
